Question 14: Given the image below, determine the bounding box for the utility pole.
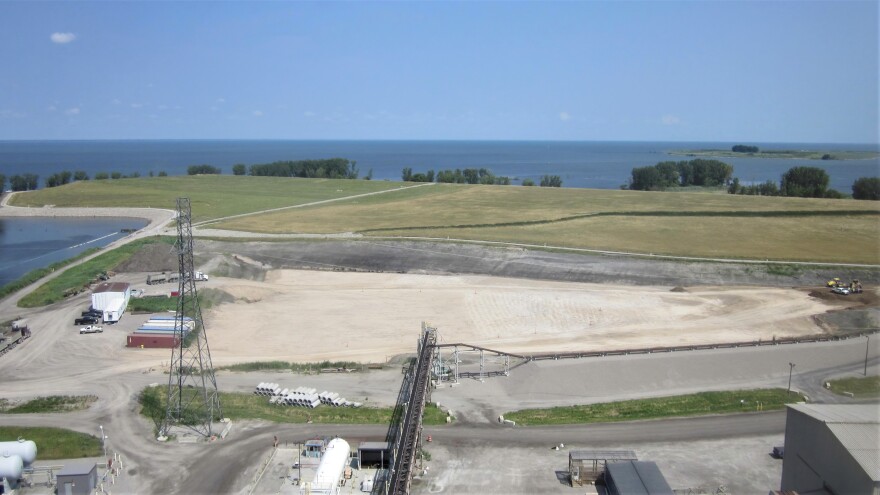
[865,335,871,377]
[788,362,796,394]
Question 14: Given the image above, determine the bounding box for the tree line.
[401,167,561,187]
[0,170,175,191]
[729,167,879,200]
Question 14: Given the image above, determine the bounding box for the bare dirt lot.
[103,237,879,367]
[204,270,844,365]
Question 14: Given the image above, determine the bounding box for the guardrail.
[526,331,878,362]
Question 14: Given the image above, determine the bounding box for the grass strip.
[0,248,100,301]
[0,427,101,460]
[18,236,175,308]
[503,389,803,426]
[138,386,447,427]
[827,376,880,398]
[0,395,97,414]
[217,360,373,373]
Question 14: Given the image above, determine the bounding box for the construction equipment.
[826,278,842,288]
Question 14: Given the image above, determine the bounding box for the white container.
[0,440,36,466]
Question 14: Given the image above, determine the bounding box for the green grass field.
[0,427,102,459]
[9,175,406,223]
[138,386,448,427]
[0,395,97,414]
[503,389,803,425]
[11,176,880,264]
[18,237,175,308]
[827,375,880,398]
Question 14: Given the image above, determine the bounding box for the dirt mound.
[670,286,687,292]
[114,243,177,273]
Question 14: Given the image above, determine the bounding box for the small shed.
[91,282,131,323]
[357,441,390,469]
[605,461,673,495]
[56,460,97,495]
[568,450,637,486]
[305,439,325,458]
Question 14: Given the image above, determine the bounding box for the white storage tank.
[302,437,350,494]
[0,454,23,485]
[0,439,37,466]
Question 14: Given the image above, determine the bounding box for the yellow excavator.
[826,278,841,288]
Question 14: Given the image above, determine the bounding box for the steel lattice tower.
[162,197,221,438]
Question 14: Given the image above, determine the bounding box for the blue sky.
[0,1,877,142]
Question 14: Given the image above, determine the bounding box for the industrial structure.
[55,460,98,495]
[604,461,674,495]
[162,197,221,438]
[568,450,638,486]
[299,437,351,495]
[385,323,436,495]
[781,403,879,495]
[90,282,131,323]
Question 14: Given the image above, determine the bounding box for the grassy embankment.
[0,427,101,459]
[0,395,97,414]
[8,175,406,223]
[217,360,371,373]
[504,389,804,426]
[668,149,880,160]
[827,376,880,398]
[17,237,175,308]
[138,386,448,427]
[12,176,880,264]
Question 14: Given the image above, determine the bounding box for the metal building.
[56,460,97,495]
[781,403,879,495]
[605,461,673,495]
[357,441,390,469]
[90,282,131,323]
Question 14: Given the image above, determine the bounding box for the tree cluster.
[187,164,222,175]
[8,174,39,191]
[403,167,512,185]
[852,177,880,200]
[249,158,358,179]
[628,159,733,191]
[540,175,562,187]
[732,145,759,153]
[727,166,860,199]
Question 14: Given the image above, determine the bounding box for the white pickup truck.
[79,325,104,334]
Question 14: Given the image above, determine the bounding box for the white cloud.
[661,114,681,126]
[559,111,571,121]
[252,110,264,117]
[216,98,226,103]
[303,111,316,117]
[65,107,80,115]
[50,32,76,44]
[47,105,57,112]
[111,99,121,105]
[130,103,143,109]
[158,104,168,110]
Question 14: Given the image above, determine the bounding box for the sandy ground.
[204,270,837,365]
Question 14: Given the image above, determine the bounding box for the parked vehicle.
[75,316,99,325]
[81,310,102,318]
[831,287,850,295]
[79,325,103,334]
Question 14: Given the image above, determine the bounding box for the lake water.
[0,216,148,286]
